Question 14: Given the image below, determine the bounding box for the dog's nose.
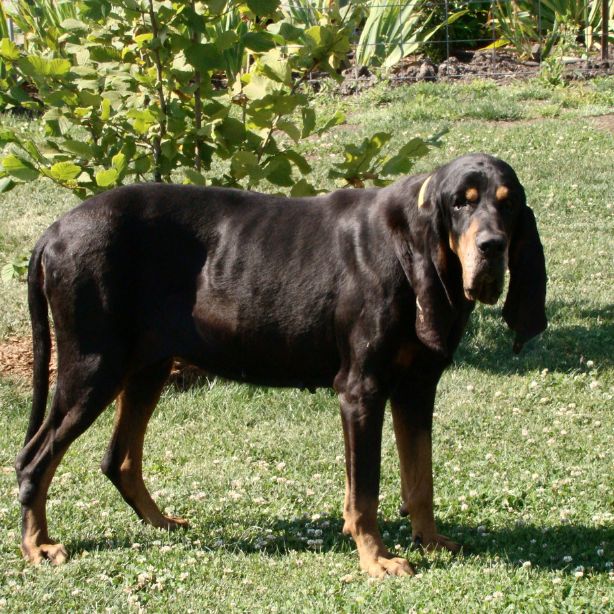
[477,233,506,256]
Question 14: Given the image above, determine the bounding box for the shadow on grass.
[456,301,613,375]
[66,514,613,574]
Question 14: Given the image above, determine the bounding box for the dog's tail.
[24,239,51,445]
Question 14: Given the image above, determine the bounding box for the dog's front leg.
[337,375,414,577]
[391,383,461,553]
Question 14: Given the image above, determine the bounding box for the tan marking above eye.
[465,187,479,202]
[496,185,509,201]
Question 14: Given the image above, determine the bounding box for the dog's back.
[35,183,395,386]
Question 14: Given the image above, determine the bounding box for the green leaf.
[44,120,61,137]
[2,154,39,182]
[216,31,238,52]
[134,156,151,174]
[329,132,393,185]
[290,179,319,197]
[230,150,261,181]
[1,263,16,284]
[8,85,32,103]
[184,168,207,185]
[0,129,17,147]
[22,141,46,164]
[285,150,311,175]
[397,137,430,159]
[49,162,81,182]
[268,22,303,43]
[379,137,431,178]
[127,109,157,135]
[112,152,127,176]
[243,73,280,100]
[258,51,291,85]
[301,107,316,138]
[77,90,101,108]
[0,177,16,193]
[95,168,118,187]
[185,43,224,72]
[249,92,305,117]
[264,154,293,187]
[204,0,227,14]
[276,120,300,143]
[135,33,154,46]
[316,111,345,135]
[246,0,280,16]
[215,117,246,148]
[243,32,276,53]
[0,38,20,62]
[303,26,331,50]
[381,153,412,177]
[18,55,71,78]
[100,98,112,121]
[62,140,95,158]
[61,18,89,32]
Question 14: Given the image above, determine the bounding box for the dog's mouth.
[464,259,505,305]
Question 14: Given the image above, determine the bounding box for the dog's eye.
[452,198,468,210]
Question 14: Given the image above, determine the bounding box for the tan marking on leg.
[108,391,188,530]
[344,475,350,523]
[391,407,460,554]
[496,185,509,201]
[465,187,479,202]
[21,452,68,565]
[344,495,414,577]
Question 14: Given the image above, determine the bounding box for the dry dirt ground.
[0,334,205,388]
[338,49,614,93]
[0,336,54,384]
[593,113,614,134]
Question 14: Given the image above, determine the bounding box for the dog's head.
[389,153,547,355]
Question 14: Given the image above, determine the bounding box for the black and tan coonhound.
[16,153,546,576]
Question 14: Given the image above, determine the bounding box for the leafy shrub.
[0,0,433,199]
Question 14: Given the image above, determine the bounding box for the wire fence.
[318,0,613,89]
[3,0,613,90]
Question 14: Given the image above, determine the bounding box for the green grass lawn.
[1,79,613,612]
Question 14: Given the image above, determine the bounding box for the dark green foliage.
[0,0,431,196]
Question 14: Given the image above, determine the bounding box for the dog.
[15,153,546,576]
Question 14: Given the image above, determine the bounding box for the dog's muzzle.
[464,232,507,304]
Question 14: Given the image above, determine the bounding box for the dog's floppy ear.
[502,196,547,353]
[387,174,455,357]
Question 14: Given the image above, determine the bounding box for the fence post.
[444,0,450,63]
[538,0,542,62]
[603,0,610,64]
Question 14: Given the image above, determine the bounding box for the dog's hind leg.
[15,360,123,564]
[100,359,187,530]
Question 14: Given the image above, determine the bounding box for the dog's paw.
[158,515,189,531]
[413,533,461,553]
[23,542,68,565]
[362,555,415,578]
